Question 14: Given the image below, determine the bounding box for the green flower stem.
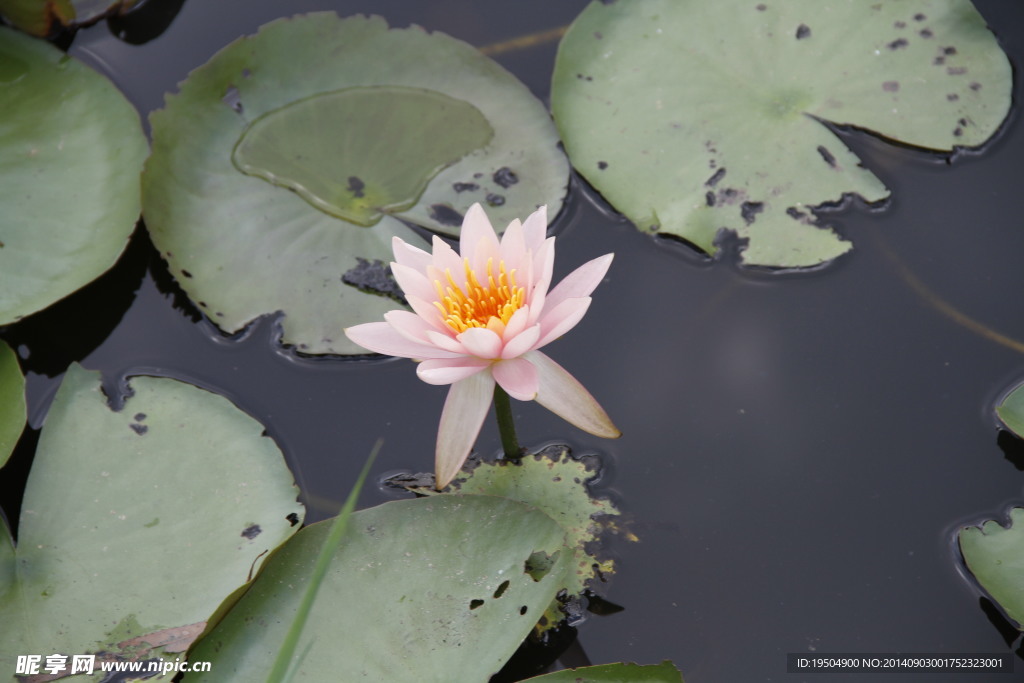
[493,385,522,459]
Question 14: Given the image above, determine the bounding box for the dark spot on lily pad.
[947,93,959,101]
[346,176,365,198]
[970,82,982,91]
[786,207,807,220]
[519,605,528,615]
[947,66,967,76]
[130,423,148,436]
[453,182,479,193]
[134,413,146,422]
[469,599,484,610]
[181,269,192,278]
[341,257,407,305]
[493,580,510,598]
[913,13,926,21]
[598,161,608,170]
[492,167,519,188]
[934,56,946,65]
[486,193,505,207]
[705,191,715,207]
[919,28,933,38]
[428,203,464,226]
[817,145,837,167]
[953,127,963,137]
[943,46,958,55]
[740,201,764,225]
[286,512,300,526]
[705,167,726,187]
[894,21,906,29]
[222,84,242,113]
[756,3,766,10]
[795,24,810,40]
[241,524,262,539]
[882,81,899,92]
[887,38,908,50]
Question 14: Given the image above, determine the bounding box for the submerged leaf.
[552,0,1011,267]
[996,382,1024,439]
[143,12,568,354]
[524,661,685,682]
[959,508,1024,629]
[0,26,147,324]
[449,446,622,631]
[0,340,25,469]
[186,495,570,682]
[0,365,303,676]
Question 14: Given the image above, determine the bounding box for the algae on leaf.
[552,0,1011,268]
[143,12,568,355]
[0,365,303,679]
[0,26,147,324]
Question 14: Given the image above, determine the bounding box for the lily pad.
[0,365,303,678]
[449,446,622,631]
[996,381,1024,438]
[959,508,1024,628]
[186,495,570,682]
[0,26,147,325]
[0,0,138,37]
[524,661,685,682]
[551,0,1011,268]
[143,12,568,355]
[0,340,25,469]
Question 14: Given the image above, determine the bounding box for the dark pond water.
[4,1,1024,681]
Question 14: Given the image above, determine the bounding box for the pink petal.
[545,253,614,312]
[499,218,527,266]
[391,236,432,272]
[458,327,503,359]
[405,294,448,331]
[520,205,548,251]
[492,357,538,400]
[536,297,591,348]
[501,324,541,359]
[527,351,620,438]
[430,235,465,289]
[460,203,500,267]
[502,306,531,341]
[435,371,495,489]
[344,322,459,359]
[526,237,556,322]
[383,310,434,344]
[390,262,437,304]
[425,329,466,354]
[417,357,492,385]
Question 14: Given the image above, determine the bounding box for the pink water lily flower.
[345,203,619,488]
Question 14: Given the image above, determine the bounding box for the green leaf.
[0,340,25,469]
[143,12,568,355]
[0,0,138,36]
[959,508,1024,628]
[186,495,570,682]
[448,446,622,631]
[233,86,494,227]
[996,382,1024,439]
[523,661,685,682]
[0,365,304,677]
[0,26,147,323]
[552,0,1011,268]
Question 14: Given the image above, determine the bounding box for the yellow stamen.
[433,258,524,333]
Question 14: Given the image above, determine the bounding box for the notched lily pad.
[996,381,1024,439]
[551,0,1011,268]
[447,445,625,631]
[233,86,494,226]
[0,365,303,678]
[0,26,147,324]
[0,339,25,469]
[186,495,570,682]
[143,12,568,355]
[959,508,1024,628]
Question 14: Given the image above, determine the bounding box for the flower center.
[433,258,524,333]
